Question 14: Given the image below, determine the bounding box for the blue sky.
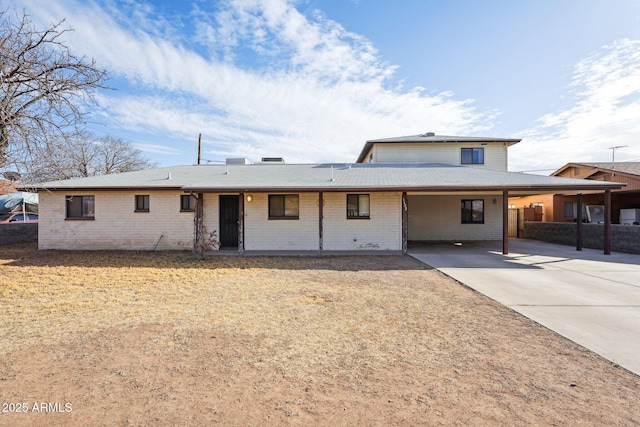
[10,0,640,172]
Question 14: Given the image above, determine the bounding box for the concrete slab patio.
[409,239,640,376]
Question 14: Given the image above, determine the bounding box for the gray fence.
[0,223,38,244]
[523,222,640,254]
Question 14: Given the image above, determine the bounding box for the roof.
[553,162,640,177]
[1,178,18,194]
[356,133,521,163]
[24,163,624,194]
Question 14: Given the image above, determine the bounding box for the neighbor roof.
[553,162,640,177]
[356,133,521,163]
[25,163,624,195]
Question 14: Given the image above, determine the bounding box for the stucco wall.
[408,194,503,241]
[523,222,640,254]
[39,191,194,250]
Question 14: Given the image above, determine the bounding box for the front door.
[219,195,239,248]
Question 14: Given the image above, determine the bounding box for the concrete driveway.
[409,239,640,376]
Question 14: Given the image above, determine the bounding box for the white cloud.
[511,39,640,173]
[12,0,493,164]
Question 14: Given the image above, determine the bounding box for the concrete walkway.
[409,239,640,376]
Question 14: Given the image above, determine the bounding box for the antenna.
[609,145,627,169]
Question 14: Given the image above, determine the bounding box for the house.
[509,162,640,224]
[25,134,624,254]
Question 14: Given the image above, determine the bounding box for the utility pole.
[609,145,627,169]
[197,133,202,165]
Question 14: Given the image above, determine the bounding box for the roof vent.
[422,132,435,137]
[226,157,250,165]
[260,157,285,164]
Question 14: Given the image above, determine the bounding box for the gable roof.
[553,162,640,178]
[24,163,624,195]
[356,133,521,163]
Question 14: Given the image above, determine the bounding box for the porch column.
[402,192,408,255]
[318,192,324,253]
[604,189,611,255]
[194,192,204,250]
[502,190,509,255]
[238,193,245,254]
[576,193,583,251]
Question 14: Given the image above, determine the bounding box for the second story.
[355,132,521,171]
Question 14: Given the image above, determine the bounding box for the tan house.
[510,162,640,224]
[27,134,624,254]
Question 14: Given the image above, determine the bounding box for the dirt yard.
[0,243,638,426]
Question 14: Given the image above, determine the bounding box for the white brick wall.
[323,192,402,250]
[408,194,503,241]
[39,190,502,251]
[243,193,319,250]
[39,191,195,250]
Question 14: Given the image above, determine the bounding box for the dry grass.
[1,242,639,426]
[1,243,462,380]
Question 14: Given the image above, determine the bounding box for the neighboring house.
[25,134,624,253]
[510,162,640,224]
[1,178,18,195]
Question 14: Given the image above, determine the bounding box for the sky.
[7,0,640,173]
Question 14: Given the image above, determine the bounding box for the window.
[564,202,575,219]
[564,202,587,220]
[135,195,149,212]
[66,195,95,219]
[461,147,484,165]
[347,194,370,219]
[180,195,196,212]
[461,199,484,224]
[269,194,299,219]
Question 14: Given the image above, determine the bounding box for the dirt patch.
[1,243,638,426]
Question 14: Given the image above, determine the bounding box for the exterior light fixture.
[246,195,253,202]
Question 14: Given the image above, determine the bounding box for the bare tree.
[0,9,107,167]
[23,132,158,182]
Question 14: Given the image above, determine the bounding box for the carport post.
[319,191,324,253]
[402,192,408,255]
[604,189,611,255]
[576,193,583,251]
[238,193,244,254]
[503,190,509,255]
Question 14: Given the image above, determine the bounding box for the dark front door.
[219,195,239,248]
